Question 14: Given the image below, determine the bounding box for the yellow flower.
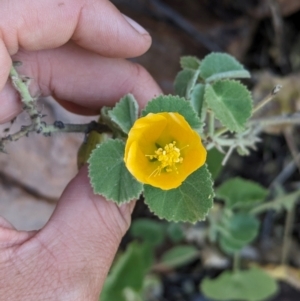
[124,112,207,190]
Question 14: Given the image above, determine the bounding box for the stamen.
[146,141,187,177]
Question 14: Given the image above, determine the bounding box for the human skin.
[0,0,162,300]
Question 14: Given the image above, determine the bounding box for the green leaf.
[108,94,139,134]
[206,148,224,180]
[251,190,300,214]
[225,213,260,242]
[144,165,214,223]
[160,245,199,269]
[130,219,165,247]
[205,80,253,132]
[101,242,152,301]
[142,95,202,129]
[220,213,260,253]
[77,131,110,169]
[166,223,185,243]
[201,268,278,301]
[180,56,201,70]
[190,83,205,117]
[199,52,250,83]
[220,234,248,253]
[100,106,124,137]
[174,70,195,97]
[88,139,143,204]
[217,177,268,209]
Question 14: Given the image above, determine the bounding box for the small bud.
[54,121,65,129]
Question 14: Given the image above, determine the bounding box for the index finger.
[0,0,152,90]
[0,0,151,57]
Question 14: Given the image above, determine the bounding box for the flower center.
[146,141,184,177]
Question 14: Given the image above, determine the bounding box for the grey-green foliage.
[107,94,139,134]
[219,213,260,254]
[174,52,253,133]
[217,177,268,209]
[130,219,165,247]
[159,245,199,269]
[88,139,143,204]
[144,165,214,223]
[142,95,202,130]
[199,52,250,82]
[101,242,153,301]
[204,80,253,132]
[201,268,278,301]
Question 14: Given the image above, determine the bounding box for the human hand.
[0,1,162,300]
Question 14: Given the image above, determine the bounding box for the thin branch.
[0,66,110,152]
[146,0,222,52]
[248,114,300,128]
[268,0,291,73]
[281,204,295,266]
[252,84,282,114]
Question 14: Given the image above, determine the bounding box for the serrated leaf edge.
[107,94,139,134]
[143,165,215,224]
[204,79,253,132]
[87,139,144,205]
[142,94,202,129]
[200,52,247,80]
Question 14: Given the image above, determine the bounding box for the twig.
[0,121,110,152]
[252,84,282,114]
[267,0,291,73]
[283,127,300,174]
[146,0,222,52]
[0,66,110,152]
[248,114,300,128]
[281,204,295,266]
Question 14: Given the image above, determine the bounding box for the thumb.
[39,166,135,287]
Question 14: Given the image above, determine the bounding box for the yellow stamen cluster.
[147,141,183,176]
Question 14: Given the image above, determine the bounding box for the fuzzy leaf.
[130,219,165,247]
[251,190,300,214]
[174,70,195,97]
[142,95,202,129]
[166,223,185,243]
[88,139,143,204]
[206,148,224,180]
[220,213,260,253]
[217,177,268,209]
[101,242,152,301]
[205,80,252,132]
[199,52,250,82]
[180,56,201,70]
[220,235,248,253]
[108,94,139,134]
[144,165,214,223]
[201,268,278,301]
[190,83,205,117]
[160,245,199,269]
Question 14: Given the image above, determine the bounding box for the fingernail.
[123,15,149,35]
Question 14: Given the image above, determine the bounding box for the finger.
[0,43,162,123]
[0,40,12,91]
[38,166,135,288]
[0,0,151,58]
[0,0,151,92]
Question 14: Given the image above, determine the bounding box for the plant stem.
[249,115,300,128]
[208,111,215,137]
[252,84,282,114]
[0,65,111,152]
[281,206,295,266]
[10,66,41,122]
[214,127,228,137]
